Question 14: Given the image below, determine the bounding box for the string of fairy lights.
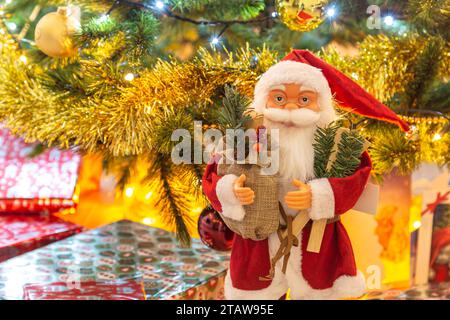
[0,0,406,85]
[1,0,403,48]
[0,0,447,145]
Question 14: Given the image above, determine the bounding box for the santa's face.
[262,83,324,180]
[263,83,322,128]
[266,83,319,111]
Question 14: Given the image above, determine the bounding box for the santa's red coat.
[202,152,372,292]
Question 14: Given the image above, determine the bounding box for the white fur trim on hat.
[250,61,335,125]
[308,178,335,220]
[216,174,246,221]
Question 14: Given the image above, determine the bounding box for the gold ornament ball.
[276,0,328,32]
[34,7,81,58]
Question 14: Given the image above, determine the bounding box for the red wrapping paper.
[23,280,145,300]
[0,126,81,214]
[0,214,83,262]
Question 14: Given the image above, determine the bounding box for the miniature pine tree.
[313,121,366,179]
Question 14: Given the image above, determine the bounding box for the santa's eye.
[273,94,286,105]
[299,96,310,105]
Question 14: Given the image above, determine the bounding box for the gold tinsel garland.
[0,27,276,156]
[321,34,450,104]
[0,27,448,171]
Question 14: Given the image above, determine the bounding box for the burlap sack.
[217,162,279,241]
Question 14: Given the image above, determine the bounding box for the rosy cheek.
[303,101,319,111]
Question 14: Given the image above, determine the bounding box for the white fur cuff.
[308,178,335,220]
[224,272,288,300]
[216,174,246,221]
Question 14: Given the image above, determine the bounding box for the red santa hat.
[250,49,409,132]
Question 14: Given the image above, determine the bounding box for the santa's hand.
[285,179,312,210]
[233,174,255,205]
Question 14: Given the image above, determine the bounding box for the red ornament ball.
[198,206,234,251]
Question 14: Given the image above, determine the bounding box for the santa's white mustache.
[263,107,321,127]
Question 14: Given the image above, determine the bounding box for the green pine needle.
[216,85,252,132]
[313,121,365,179]
[329,130,365,178]
[313,122,339,178]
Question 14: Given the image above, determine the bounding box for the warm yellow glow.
[124,73,134,81]
[19,55,27,64]
[412,220,422,230]
[72,184,80,204]
[142,217,155,225]
[145,191,153,200]
[192,206,203,213]
[125,187,135,198]
[432,132,442,141]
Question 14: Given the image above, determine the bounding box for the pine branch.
[216,85,252,132]
[329,130,365,178]
[403,36,444,110]
[407,0,450,37]
[151,107,194,155]
[144,153,194,247]
[313,120,365,179]
[367,122,421,176]
[109,156,138,191]
[421,82,450,113]
[170,0,266,20]
[313,122,339,178]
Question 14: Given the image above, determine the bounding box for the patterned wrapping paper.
[362,282,449,300]
[22,280,146,300]
[0,214,84,263]
[0,220,229,300]
[0,126,81,214]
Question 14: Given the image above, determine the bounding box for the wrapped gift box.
[343,165,449,288]
[22,279,145,300]
[0,214,84,262]
[410,164,449,285]
[0,126,81,214]
[0,220,229,300]
[362,282,449,300]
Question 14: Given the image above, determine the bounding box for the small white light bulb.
[6,22,16,31]
[211,37,219,45]
[432,132,442,141]
[124,73,135,81]
[143,217,154,225]
[98,14,109,23]
[326,7,336,18]
[125,187,134,198]
[383,15,394,26]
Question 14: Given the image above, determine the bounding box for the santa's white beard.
[263,108,325,181]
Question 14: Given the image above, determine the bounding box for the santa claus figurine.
[202,50,409,300]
